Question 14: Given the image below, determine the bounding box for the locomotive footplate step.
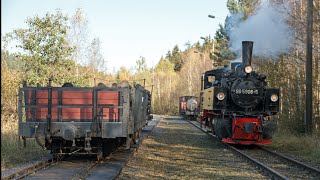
[117,116,269,179]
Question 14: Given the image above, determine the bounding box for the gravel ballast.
[117,116,268,179]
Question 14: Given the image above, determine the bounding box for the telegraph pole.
[305,0,313,134]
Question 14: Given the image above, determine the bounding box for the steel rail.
[4,116,161,180]
[72,141,127,180]
[71,160,102,180]
[259,147,320,175]
[2,158,55,180]
[186,119,289,180]
[226,145,288,180]
[72,135,135,180]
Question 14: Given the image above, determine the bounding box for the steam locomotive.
[199,41,279,145]
[179,96,198,120]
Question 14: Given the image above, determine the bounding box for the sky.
[2,0,229,73]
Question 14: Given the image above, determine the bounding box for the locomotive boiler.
[199,41,279,145]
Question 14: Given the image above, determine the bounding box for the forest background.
[1,0,320,170]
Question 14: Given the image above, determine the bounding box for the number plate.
[235,89,259,95]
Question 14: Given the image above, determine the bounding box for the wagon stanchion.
[18,88,23,149]
[47,79,52,134]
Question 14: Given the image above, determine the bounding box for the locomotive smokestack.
[242,41,253,67]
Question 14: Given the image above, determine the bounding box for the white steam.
[227,0,294,58]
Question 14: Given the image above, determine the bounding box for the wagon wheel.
[192,116,197,121]
[133,131,140,144]
[97,151,103,161]
[103,139,117,157]
[125,136,132,149]
[53,153,64,161]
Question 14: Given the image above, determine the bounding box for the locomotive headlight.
[244,66,253,73]
[216,92,225,101]
[270,94,278,102]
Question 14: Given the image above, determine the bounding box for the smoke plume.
[227,0,294,58]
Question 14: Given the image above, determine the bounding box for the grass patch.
[269,130,320,166]
[1,118,49,171]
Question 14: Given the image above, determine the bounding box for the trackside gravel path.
[117,116,268,180]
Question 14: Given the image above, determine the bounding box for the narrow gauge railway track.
[71,160,101,180]
[242,146,320,179]
[74,161,100,180]
[1,140,132,180]
[3,116,162,180]
[71,144,126,180]
[2,158,56,180]
[3,141,129,180]
[75,116,162,180]
[258,147,320,175]
[186,119,320,180]
[4,141,130,180]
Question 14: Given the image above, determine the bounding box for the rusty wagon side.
[18,81,151,159]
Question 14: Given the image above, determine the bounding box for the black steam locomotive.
[200,41,279,145]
